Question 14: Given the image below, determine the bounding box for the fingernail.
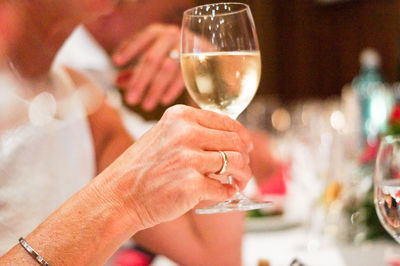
[160,98,168,105]
[161,96,172,106]
[116,72,131,85]
[126,92,140,105]
[142,100,155,111]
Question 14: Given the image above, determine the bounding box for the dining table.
[152,223,400,266]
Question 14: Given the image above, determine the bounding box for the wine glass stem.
[228,176,245,197]
[228,176,238,189]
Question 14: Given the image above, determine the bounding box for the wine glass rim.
[183,2,250,18]
[376,135,400,171]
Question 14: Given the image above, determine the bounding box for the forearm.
[188,201,244,265]
[0,177,141,265]
[133,202,244,266]
[88,100,134,173]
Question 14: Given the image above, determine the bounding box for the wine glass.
[375,136,400,243]
[181,3,271,214]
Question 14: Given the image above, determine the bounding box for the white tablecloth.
[153,226,400,266]
[243,226,400,266]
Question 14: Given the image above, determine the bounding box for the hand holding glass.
[181,3,271,214]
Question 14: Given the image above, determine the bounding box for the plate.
[246,215,301,232]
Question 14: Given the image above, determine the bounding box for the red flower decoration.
[359,142,379,165]
[389,105,400,125]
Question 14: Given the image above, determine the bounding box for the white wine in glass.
[181,3,271,214]
[181,51,261,119]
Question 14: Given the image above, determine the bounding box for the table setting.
[117,3,400,266]
[239,68,400,265]
[152,84,400,265]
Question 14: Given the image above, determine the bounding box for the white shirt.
[0,68,96,255]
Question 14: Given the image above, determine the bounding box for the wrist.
[93,166,146,233]
[7,175,146,265]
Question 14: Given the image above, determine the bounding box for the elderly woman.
[0,0,252,265]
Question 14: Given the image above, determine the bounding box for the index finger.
[192,108,252,151]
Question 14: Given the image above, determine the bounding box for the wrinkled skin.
[98,104,253,228]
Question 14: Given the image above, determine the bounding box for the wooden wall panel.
[272,0,400,101]
[194,0,400,102]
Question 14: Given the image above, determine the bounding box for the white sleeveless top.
[0,68,96,255]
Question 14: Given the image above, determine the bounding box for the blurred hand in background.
[113,24,184,111]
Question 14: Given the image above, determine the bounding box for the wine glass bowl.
[181,3,261,119]
[181,3,270,214]
[375,136,400,243]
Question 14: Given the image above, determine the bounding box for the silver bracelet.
[19,237,51,266]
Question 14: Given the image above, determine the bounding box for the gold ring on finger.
[216,151,228,175]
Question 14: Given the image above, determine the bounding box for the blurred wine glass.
[375,136,400,243]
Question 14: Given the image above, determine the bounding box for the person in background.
[54,2,278,264]
[0,0,253,265]
[56,1,283,263]
[57,0,282,185]
[86,0,191,111]
[55,0,191,139]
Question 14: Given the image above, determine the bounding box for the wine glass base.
[196,192,272,214]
